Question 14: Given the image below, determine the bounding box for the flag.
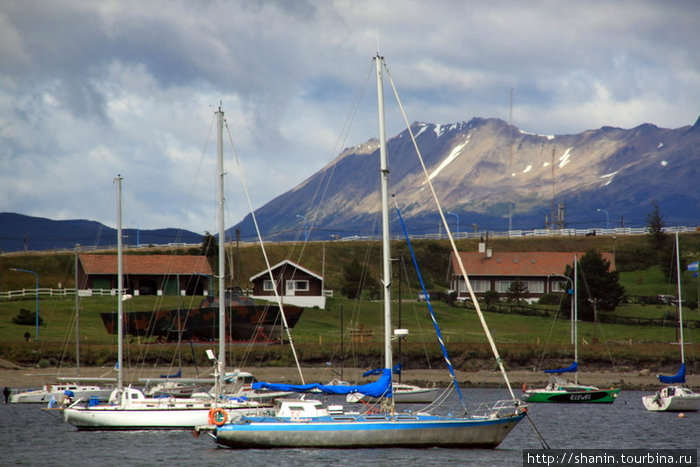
[688,260,698,272]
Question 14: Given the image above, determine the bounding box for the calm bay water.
[1,389,697,466]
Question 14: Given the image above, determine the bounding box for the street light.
[447,211,460,236]
[10,268,40,341]
[296,214,309,242]
[596,208,610,230]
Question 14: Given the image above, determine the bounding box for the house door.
[285,280,296,296]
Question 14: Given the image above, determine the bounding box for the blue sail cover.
[544,361,578,374]
[658,363,686,384]
[363,364,401,377]
[252,368,393,398]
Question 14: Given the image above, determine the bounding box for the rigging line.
[535,296,564,371]
[393,198,467,411]
[290,59,375,269]
[383,60,518,403]
[398,254,432,370]
[223,120,305,385]
[525,412,552,450]
[575,258,620,372]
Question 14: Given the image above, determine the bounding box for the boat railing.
[467,399,524,418]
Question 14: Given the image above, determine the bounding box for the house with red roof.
[78,254,212,296]
[448,249,615,301]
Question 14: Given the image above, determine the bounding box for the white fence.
[0,288,120,301]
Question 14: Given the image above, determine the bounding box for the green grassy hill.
[1,233,699,370]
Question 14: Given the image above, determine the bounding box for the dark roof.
[450,251,615,277]
[249,259,323,281]
[79,254,213,275]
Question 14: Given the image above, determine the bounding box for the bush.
[483,290,500,305]
[537,293,561,306]
[11,308,44,326]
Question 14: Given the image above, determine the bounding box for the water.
[1,389,697,466]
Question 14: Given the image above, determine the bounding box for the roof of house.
[249,259,323,282]
[449,251,615,277]
[79,254,213,275]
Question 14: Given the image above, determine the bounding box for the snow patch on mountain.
[429,135,470,181]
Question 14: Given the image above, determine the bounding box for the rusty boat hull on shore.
[100,293,303,342]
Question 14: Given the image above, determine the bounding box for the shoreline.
[2,362,696,391]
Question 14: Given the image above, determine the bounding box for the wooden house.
[448,249,615,301]
[78,254,212,296]
[249,259,326,309]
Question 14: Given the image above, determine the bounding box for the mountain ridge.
[2,116,698,252]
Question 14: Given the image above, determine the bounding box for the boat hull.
[215,413,525,449]
[642,386,700,412]
[346,387,440,404]
[522,388,620,403]
[100,302,304,342]
[10,385,113,404]
[63,405,267,431]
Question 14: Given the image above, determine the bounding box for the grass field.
[1,233,699,369]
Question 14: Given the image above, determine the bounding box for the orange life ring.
[208,407,228,426]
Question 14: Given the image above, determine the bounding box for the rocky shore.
[2,359,696,391]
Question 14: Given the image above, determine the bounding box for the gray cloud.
[1,0,698,235]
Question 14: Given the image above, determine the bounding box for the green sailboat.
[522,254,620,404]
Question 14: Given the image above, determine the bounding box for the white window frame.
[286,280,309,292]
[263,280,275,291]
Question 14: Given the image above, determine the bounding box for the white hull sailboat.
[11,381,114,404]
[64,111,270,430]
[210,54,525,449]
[642,233,700,412]
[346,382,439,404]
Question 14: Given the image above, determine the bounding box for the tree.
[340,259,379,299]
[646,201,670,261]
[560,250,626,321]
[199,231,218,257]
[506,279,528,303]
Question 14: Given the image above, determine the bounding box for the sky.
[1,0,698,235]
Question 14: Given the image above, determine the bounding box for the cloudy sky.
[1,0,698,235]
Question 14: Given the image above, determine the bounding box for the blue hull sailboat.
[211,54,526,449]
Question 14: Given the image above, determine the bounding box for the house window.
[469,280,490,292]
[495,281,512,293]
[525,281,544,294]
[286,280,309,292]
[263,280,275,291]
[551,280,568,293]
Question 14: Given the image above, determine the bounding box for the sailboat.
[62,110,271,430]
[208,54,525,449]
[642,233,700,412]
[13,248,115,405]
[521,254,620,403]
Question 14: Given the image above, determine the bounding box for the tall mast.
[74,244,80,375]
[375,55,392,376]
[116,174,123,389]
[675,232,685,363]
[216,106,226,396]
[573,253,578,385]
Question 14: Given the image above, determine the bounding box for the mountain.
[3,116,698,251]
[232,116,700,241]
[0,212,202,253]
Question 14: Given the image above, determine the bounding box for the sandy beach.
[1,359,696,391]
